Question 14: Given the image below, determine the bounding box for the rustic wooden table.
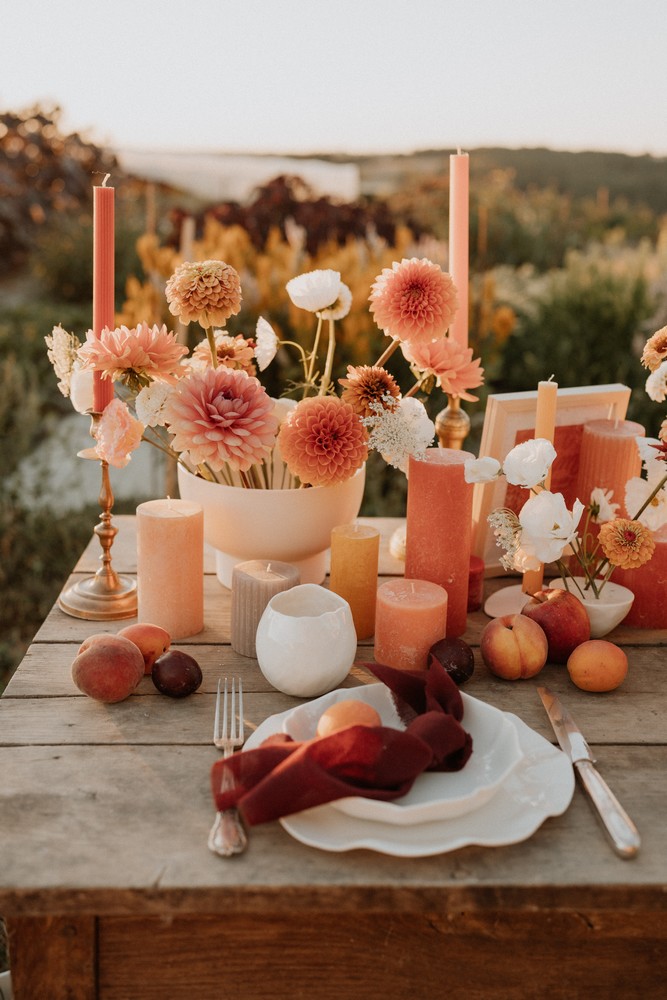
[1,516,666,1000]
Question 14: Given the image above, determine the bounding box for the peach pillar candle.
[576,419,644,516]
[522,378,558,595]
[137,499,204,640]
[611,522,667,628]
[329,523,380,640]
[231,560,300,658]
[374,579,448,671]
[449,149,469,349]
[405,448,474,638]
[92,178,115,413]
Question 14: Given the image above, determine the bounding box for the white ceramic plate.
[246,710,574,857]
[280,684,523,825]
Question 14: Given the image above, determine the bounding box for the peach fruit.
[316,700,382,738]
[521,588,590,663]
[72,634,144,703]
[118,622,171,674]
[480,613,548,680]
[567,639,628,692]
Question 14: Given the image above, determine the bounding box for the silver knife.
[537,686,640,859]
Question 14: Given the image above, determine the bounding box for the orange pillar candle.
[576,419,644,516]
[404,448,474,638]
[137,499,204,640]
[374,579,448,671]
[92,178,115,413]
[231,560,300,658]
[612,522,667,627]
[522,378,558,595]
[329,523,380,640]
[449,149,469,348]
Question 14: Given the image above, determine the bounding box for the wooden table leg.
[7,915,96,1000]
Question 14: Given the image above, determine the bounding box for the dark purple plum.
[152,650,202,698]
[428,637,475,686]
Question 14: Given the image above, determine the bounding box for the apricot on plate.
[316,699,382,738]
[566,639,628,692]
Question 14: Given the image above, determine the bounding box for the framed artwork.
[472,383,632,574]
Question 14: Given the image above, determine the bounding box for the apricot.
[316,699,382,738]
[72,634,144,703]
[118,622,171,674]
[566,639,628,692]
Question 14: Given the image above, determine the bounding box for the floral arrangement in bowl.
[47,257,484,489]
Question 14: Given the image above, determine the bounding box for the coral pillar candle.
[93,177,115,413]
[522,378,558,595]
[576,419,645,515]
[231,560,300,658]
[405,448,474,638]
[611,522,667,628]
[137,499,204,640]
[374,579,448,670]
[329,523,380,640]
[449,149,469,348]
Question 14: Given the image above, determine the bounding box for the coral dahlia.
[278,396,368,487]
[402,337,484,401]
[369,257,458,346]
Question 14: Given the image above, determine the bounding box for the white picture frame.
[472,383,632,574]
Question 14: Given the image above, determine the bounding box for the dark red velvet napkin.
[210,660,473,826]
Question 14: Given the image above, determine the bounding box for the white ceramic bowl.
[550,578,634,638]
[282,683,524,824]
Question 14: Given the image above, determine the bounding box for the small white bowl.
[550,578,634,638]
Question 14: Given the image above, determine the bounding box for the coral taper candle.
[137,499,204,640]
[449,149,469,349]
[329,523,380,640]
[405,448,474,638]
[374,579,448,670]
[576,419,644,516]
[522,379,558,595]
[93,178,115,413]
[231,559,300,658]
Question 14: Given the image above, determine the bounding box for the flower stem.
[306,315,323,386]
[319,318,336,395]
[374,339,399,368]
[404,378,424,399]
[205,323,218,369]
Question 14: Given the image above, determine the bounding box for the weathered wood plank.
[7,915,96,1000]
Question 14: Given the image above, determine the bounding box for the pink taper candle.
[522,379,558,595]
[137,499,204,640]
[93,178,115,413]
[449,150,469,349]
[405,448,474,638]
[374,579,448,671]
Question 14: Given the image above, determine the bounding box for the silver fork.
[208,677,248,857]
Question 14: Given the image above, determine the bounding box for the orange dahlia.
[278,396,368,487]
[338,365,400,418]
[165,260,242,329]
[598,518,655,570]
[369,257,458,346]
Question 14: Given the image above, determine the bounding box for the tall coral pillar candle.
[612,522,667,627]
[576,419,645,516]
[374,579,448,670]
[137,499,204,640]
[329,523,380,640]
[522,378,558,595]
[448,149,469,348]
[93,178,115,412]
[405,448,474,637]
[231,560,300,658]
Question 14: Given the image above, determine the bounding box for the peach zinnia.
[338,365,400,418]
[402,337,484,401]
[598,518,655,570]
[162,368,277,473]
[278,396,368,487]
[78,323,188,391]
[165,260,242,329]
[641,326,667,371]
[369,257,458,345]
[192,332,257,375]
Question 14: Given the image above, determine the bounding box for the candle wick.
[457,147,462,155]
[102,173,111,187]
[267,563,271,573]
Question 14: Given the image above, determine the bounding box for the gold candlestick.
[435,395,471,450]
[58,415,138,620]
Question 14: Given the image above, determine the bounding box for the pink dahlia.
[278,396,368,487]
[369,257,458,346]
[95,398,144,468]
[162,368,278,473]
[165,260,242,328]
[402,337,484,401]
[78,323,188,391]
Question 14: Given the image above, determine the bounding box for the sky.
[3,0,667,157]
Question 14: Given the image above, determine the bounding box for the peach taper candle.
[92,176,115,412]
[522,378,558,595]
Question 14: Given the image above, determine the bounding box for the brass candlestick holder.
[435,395,471,450]
[58,414,138,620]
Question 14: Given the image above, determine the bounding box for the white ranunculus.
[255,316,279,371]
[646,360,667,403]
[286,269,341,313]
[69,364,95,414]
[464,456,502,483]
[502,438,557,488]
[518,491,584,564]
[625,477,667,530]
[589,487,619,523]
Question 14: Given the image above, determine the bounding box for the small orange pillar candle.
[137,499,204,640]
[576,419,644,516]
[374,579,448,671]
[612,522,667,628]
[405,448,474,638]
[329,523,380,640]
[522,378,558,595]
[231,560,300,657]
[92,179,115,413]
